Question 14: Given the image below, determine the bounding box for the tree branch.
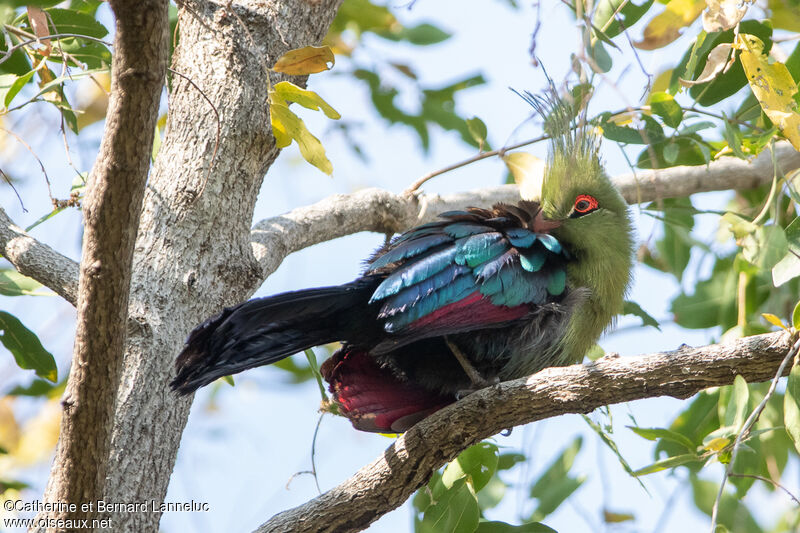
[37,0,169,527]
[258,331,795,533]
[0,206,78,305]
[251,142,800,281]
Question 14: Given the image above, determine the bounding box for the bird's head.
[523,87,634,312]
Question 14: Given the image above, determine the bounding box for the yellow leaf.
[603,510,635,524]
[272,45,335,76]
[271,81,340,119]
[736,34,800,151]
[634,0,706,50]
[702,0,753,33]
[704,436,730,452]
[762,312,788,329]
[503,152,545,201]
[0,398,20,453]
[11,398,60,465]
[269,103,333,175]
[76,73,110,130]
[649,68,674,95]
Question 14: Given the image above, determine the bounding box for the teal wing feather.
[365,203,570,337]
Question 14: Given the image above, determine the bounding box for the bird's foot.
[455,376,500,400]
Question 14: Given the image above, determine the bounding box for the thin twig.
[727,473,800,506]
[0,126,53,203]
[405,134,549,194]
[709,335,800,533]
[0,167,26,212]
[0,28,112,64]
[166,67,220,202]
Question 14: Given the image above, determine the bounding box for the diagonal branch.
[251,142,800,282]
[258,331,795,533]
[0,206,79,305]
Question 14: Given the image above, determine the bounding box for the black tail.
[170,279,377,394]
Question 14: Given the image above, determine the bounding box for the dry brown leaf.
[679,43,734,87]
[703,0,753,32]
[27,6,51,57]
[272,45,335,76]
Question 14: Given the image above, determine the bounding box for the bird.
[170,89,634,433]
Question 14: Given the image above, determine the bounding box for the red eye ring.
[574,194,598,214]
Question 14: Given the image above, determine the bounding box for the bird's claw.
[455,376,500,400]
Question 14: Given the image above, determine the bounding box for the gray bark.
[38,2,169,529]
[101,1,343,531]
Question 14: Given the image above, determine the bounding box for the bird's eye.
[571,194,598,217]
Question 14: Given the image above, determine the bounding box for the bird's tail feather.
[170,279,375,394]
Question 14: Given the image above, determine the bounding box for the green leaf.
[622,300,660,329]
[529,437,584,521]
[593,0,655,39]
[632,453,702,476]
[723,117,748,159]
[475,521,557,533]
[662,141,679,164]
[649,91,683,128]
[497,452,526,471]
[793,300,800,330]
[0,70,33,108]
[589,40,613,73]
[0,269,49,296]
[397,23,451,45]
[0,31,32,75]
[679,120,716,135]
[466,116,488,148]
[6,378,58,397]
[42,7,109,38]
[598,112,664,144]
[419,478,480,533]
[655,391,721,465]
[0,311,57,382]
[476,476,506,511]
[649,197,696,280]
[785,365,800,455]
[636,136,709,168]
[672,257,738,330]
[772,216,800,286]
[582,415,645,489]
[443,441,499,492]
[741,225,788,270]
[722,375,750,431]
[627,426,696,451]
[270,102,333,175]
[304,348,328,402]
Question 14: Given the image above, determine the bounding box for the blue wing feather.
[379,264,470,318]
[366,205,569,335]
[369,234,451,270]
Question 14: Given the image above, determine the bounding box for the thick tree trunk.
[38,2,169,529]
[100,1,342,531]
